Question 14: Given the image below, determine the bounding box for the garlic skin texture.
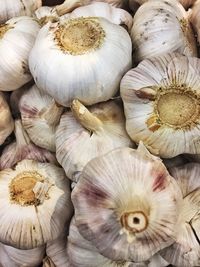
[131,0,197,62]
[0,93,14,145]
[56,99,133,182]
[161,163,200,267]
[72,143,182,262]
[0,16,40,91]
[0,0,42,23]
[1,243,45,267]
[0,120,57,170]
[29,16,132,107]
[129,0,196,9]
[0,159,73,249]
[190,0,200,44]
[121,53,200,158]
[19,84,64,152]
[67,218,145,267]
[179,0,196,8]
[43,257,56,267]
[0,243,18,267]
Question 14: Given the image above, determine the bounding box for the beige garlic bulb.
[19,84,64,152]
[56,99,133,182]
[1,243,45,267]
[0,120,57,170]
[131,0,197,62]
[0,16,40,91]
[121,53,200,158]
[0,159,73,249]
[161,163,200,267]
[0,0,41,24]
[29,15,132,107]
[68,218,147,267]
[0,93,14,145]
[72,143,182,262]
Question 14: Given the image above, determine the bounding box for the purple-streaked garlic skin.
[72,144,182,262]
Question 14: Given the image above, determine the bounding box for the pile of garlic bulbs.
[0,0,200,266]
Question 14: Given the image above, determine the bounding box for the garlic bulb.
[46,235,69,267]
[0,93,14,145]
[121,52,200,158]
[72,142,182,262]
[161,163,200,267]
[29,16,132,107]
[0,120,57,170]
[131,0,197,62]
[0,0,41,23]
[56,99,133,182]
[0,243,18,267]
[67,218,147,267]
[2,243,45,266]
[19,84,64,152]
[0,159,73,249]
[0,16,40,91]
[190,0,200,44]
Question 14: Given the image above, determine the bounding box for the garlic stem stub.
[0,159,73,249]
[121,52,200,158]
[0,120,57,170]
[0,16,40,91]
[131,0,197,62]
[72,143,182,262]
[56,99,133,182]
[161,163,200,267]
[19,84,64,152]
[0,0,42,24]
[29,16,132,107]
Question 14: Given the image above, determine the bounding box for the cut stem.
[40,101,63,126]
[55,0,83,16]
[71,99,103,133]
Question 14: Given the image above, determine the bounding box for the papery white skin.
[129,0,196,9]
[0,243,18,267]
[0,16,40,91]
[161,163,200,267]
[0,92,14,145]
[0,120,57,170]
[19,84,64,152]
[148,254,169,267]
[0,159,73,249]
[131,0,197,62]
[56,100,133,182]
[72,143,182,262]
[46,235,69,267]
[2,243,45,266]
[0,0,41,23]
[67,218,147,267]
[29,17,132,107]
[120,53,200,158]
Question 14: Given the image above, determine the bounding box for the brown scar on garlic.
[135,87,157,101]
[0,24,13,39]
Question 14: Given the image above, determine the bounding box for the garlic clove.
[0,92,14,146]
[67,217,147,267]
[0,0,42,24]
[2,243,45,266]
[0,16,40,91]
[131,0,197,62]
[19,84,64,152]
[0,120,57,170]
[29,16,132,107]
[56,99,133,182]
[0,159,73,249]
[72,144,182,262]
[121,52,200,158]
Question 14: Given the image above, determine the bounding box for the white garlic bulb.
[0,243,18,267]
[0,16,40,91]
[0,120,57,170]
[0,159,73,249]
[0,93,14,145]
[67,218,147,267]
[0,0,42,23]
[19,84,64,152]
[72,142,182,262]
[56,99,133,182]
[121,52,200,158]
[2,243,45,267]
[161,163,200,267]
[29,16,132,107]
[131,0,197,62]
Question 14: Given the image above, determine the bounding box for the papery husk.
[72,143,182,262]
